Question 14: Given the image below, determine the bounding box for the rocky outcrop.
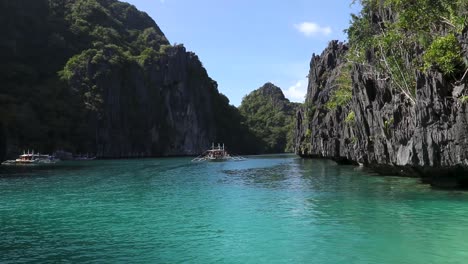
[0,0,252,159]
[253,83,294,112]
[295,41,353,161]
[74,45,217,157]
[0,122,5,162]
[239,82,299,153]
[295,36,468,188]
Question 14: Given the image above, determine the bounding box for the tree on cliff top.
[347,0,467,102]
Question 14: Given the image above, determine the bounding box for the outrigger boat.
[192,143,246,162]
[1,150,59,166]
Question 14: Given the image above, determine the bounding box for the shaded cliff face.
[0,0,251,158]
[0,122,5,161]
[68,45,217,157]
[295,5,468,187]
[295,41,353,161]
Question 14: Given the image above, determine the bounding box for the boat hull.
[1,160,58,166]
[206,158,229,162]
[191,144,246,162]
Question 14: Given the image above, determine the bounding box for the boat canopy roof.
[207,149,225,152]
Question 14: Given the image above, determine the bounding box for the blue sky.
[125,0,361,106]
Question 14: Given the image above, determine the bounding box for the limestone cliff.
[0,0,252,159]
[68,45,218,157]
[295,3,468,188]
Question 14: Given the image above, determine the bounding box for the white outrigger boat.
[192,143,246,162]
[1,150,59,166]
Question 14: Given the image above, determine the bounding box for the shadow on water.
[219,156,344,190]
[220,155,334,188]
[218,156,468,199]
[0,160,107,179]
[245,153,298,159]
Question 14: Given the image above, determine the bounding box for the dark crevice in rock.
[295,32,468,189]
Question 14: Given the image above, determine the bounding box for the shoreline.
[298,153,468,190]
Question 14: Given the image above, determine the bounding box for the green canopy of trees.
[347,0,467,102]
[239,83,300,153]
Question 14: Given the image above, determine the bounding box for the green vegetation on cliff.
[239,83,299,153]
[294,0,468,184]
[0,0,256,159]
[0,0,169,157]
[347,0,467,102]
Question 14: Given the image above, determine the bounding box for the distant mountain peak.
[239,82,300,154]
[256,82,288,102]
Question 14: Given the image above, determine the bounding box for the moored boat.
[192,143,245,162]
[1,151,59,166]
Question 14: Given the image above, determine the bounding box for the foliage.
[460,95,468,104]
[345,111,356,124]
[305,101,316,119]
[423,34,463,75]
[326,64,353,110]
[210,91,260,155]
[159,44,173,54]
[135,48,160,66]
[0,0,248,158]
[347,0,468,102]
[326,87,352,110]
[384,117,394,135]
[239,83,299,153]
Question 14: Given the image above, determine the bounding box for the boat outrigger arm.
[191,143,246,162]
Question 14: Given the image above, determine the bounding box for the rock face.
[295,41,352,162]
[0,0,251,159]
[0,122,5,162]
[74,45,217,157]
[295,36,468,188]
[253,83,293,112]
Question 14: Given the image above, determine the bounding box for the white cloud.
[294,22,332,37]
[284,80,308,103]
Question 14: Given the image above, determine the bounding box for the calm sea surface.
[1,155,468,263]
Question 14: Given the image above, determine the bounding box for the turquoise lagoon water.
[1,155,468,263]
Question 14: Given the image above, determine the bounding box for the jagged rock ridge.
[295,6,468,188]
